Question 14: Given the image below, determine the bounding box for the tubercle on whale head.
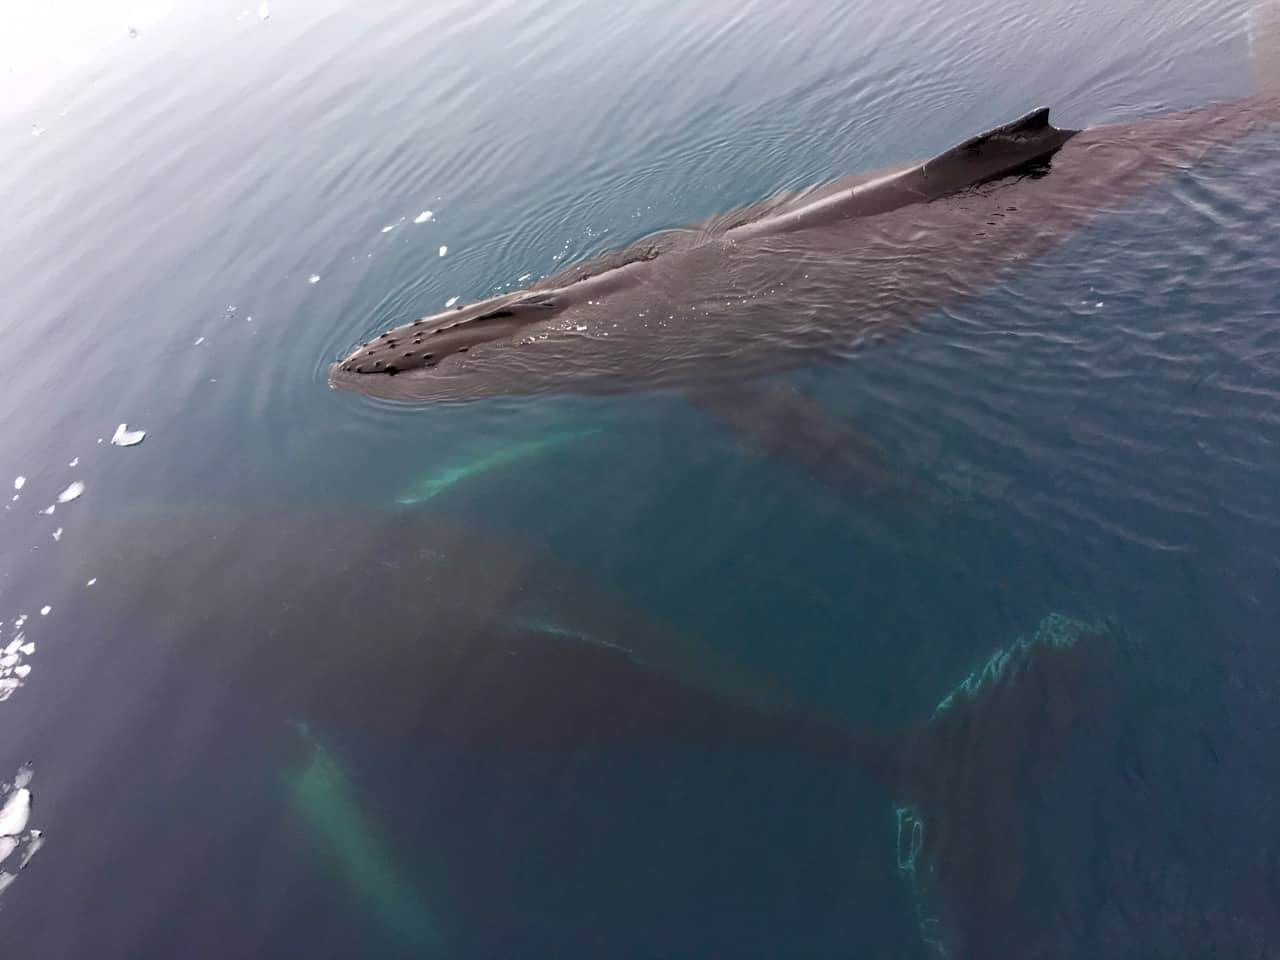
[331,289,563,380]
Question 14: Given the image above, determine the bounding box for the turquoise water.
[3,0,1280,956]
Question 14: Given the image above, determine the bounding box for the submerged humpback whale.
[6,507,1121,957]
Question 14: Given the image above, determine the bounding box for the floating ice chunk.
[13,665,29,680]
[13,769,30,791]
[20,832,42,868]
[194,336,205,345]
[12,477,23,491]
[18,644,33,656]
[445,296,459,307]
[52,528,62,542]
[86,578,97,587]
[111,423,146,447]
[309,275,320,284]
[517,273,531,282]
[0,680,18,701]
[0,872,13,895]
[0,837,15,866]
[259,2,270,19]
[0,655,15,668]
[57,481,84,503]
[0,788,31,836]
[40,505,54,516]
[14,616,25,628]
[2,640,18,656]
[68,457,78,467]
[39,606,50,617]
[438,246,447,257]
[414,210,434,224]
[381,223,397,234]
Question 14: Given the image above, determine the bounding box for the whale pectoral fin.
[286,725,448,954]
[685,378,926,504]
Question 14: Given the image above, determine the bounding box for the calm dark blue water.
[2,0,1280,956]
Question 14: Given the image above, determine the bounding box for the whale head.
[330,290,563,387]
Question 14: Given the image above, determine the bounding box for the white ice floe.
[259,2,270,19]
[308,274,320,284]
[111,423,146,447]
[445,296,459,307]
[414,210,434,224]
[12,666,29,680]
[438,245,447,257]
[12,478,23,491]
[0,788,30,837]
[0,837,15,866]
[57,481,84,503]
[68,457,78,467]
[39,606,50,617]
[194,336,206,346]
[51,528,62,542]
[39,505,54,516]
[517,273,531,282]
[86,578,97,587]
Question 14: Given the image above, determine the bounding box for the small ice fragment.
[18,644,33,656]
[20,833,43,868]
[574,325,587,332]
[445,296,459,307]
[12,769,30,792]
[438,246,447,257]
[1094,301,1104,308]
[0,681,17,702]
[39,606,50,617]
[0,655,15,668]
[0,788,31,836]
[39,505,54,516]
[12,666,29,680]
[86,578,97,587]
[68,457,78,467]
[381,224,396,234]
[259,2,270,19]
[308,275,320,284]
[246,315,253,323]
[111,424,146,447]
[57,481,84,503]
[51,528,62,542]
[414,210,434,224]
[194,336,205,346]
[517,274,531,282]
[0,837,16,866]
[12,478,23,491]
[14,617,25,628]
[0,872,14,895]
[2,640,17,656]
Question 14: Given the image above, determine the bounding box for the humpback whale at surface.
[330,48,1280,406]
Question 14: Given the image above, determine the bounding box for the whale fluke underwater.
[4,506,1123,957]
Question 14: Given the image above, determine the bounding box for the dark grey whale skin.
[329,96,1280,405]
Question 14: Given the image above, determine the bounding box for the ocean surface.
[2,0,1280,956]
